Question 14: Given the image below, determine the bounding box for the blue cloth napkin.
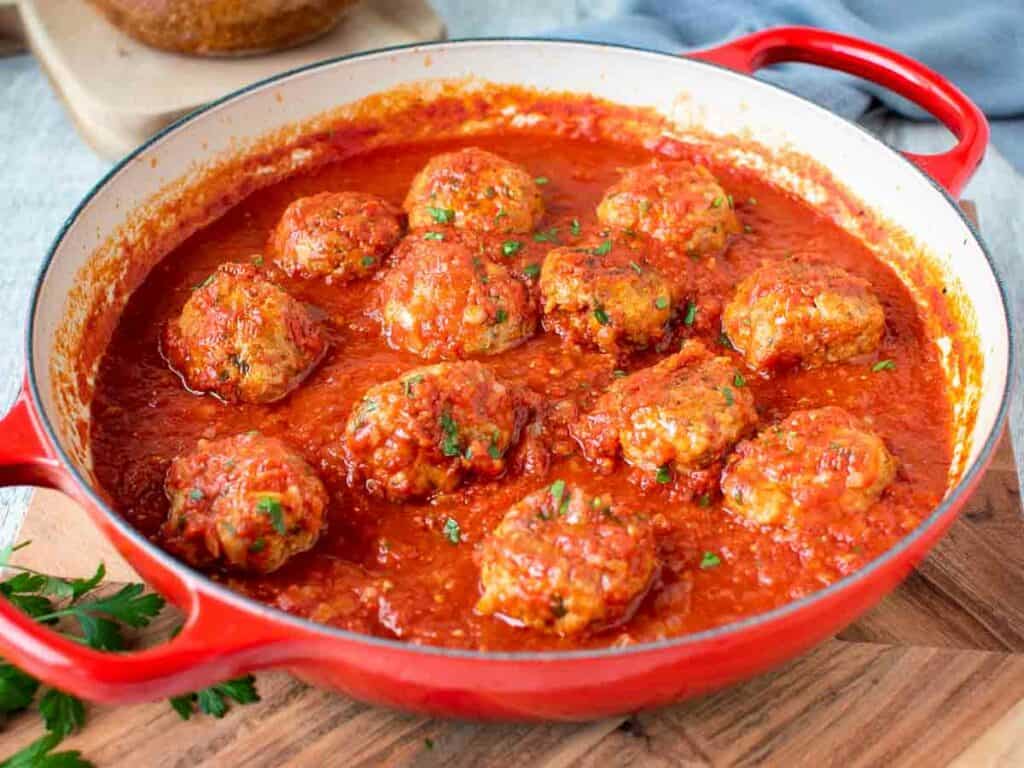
[557,0,1024,171]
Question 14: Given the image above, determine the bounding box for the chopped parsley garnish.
[488,440,503,460]
[721,386,735,406]
[549,480,567,512]
[710,196,724,209]
[727,194,734,209]
[426,206,455,224]
[697,494,712,508]
[523,263,541,278]
[193,273,216,291]
[872,359,896,372]
[733,373,746,388]
[593,306,610,325]
[700,551,722,569]
[591,239,612,256]
[655,296,669,310]
[570,218,581,236]
[629,261,643,275]
[440,411,461,457]
[362,397,378,414]
[361,255,376,268]
[248,539,266,553]
[402,374,424,396]
[443,517,461,544]
[256,496,286,535]
[717,332,734,350]
[252,255,264,266]
[423,231,445,241]
[495,208,508,224]
[501,240,522,257]
[655,465,672,484]
[612,369,628,378]
[188,488,204,501]
[534,176,550,185]
[495,308,508,324]
[683,300,697,326]
[533,227,560,243]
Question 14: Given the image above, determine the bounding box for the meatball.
[539,237,673,352]
[721,406,897,526]
[381,231,536,359]
[163,433,328,574]
[722,260,885,372]
[344,361,527,501]
[574,341,758,477]
[596,159,740,255]
[269,191,403,283]
[404,147,544,234]
[163,263,327,403]
[476,483,658,636]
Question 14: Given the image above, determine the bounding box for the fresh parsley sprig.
[0,543,261,766]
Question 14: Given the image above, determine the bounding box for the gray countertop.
[1,1,1021,548]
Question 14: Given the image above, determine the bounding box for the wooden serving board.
[13,0,446,159]
[5,204,1024,766]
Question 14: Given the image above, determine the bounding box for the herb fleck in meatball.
[163,433,328,574]
[270,191,404,283]
[344,361,528,501]
[721,406,897,526]
[540,236,673,352]
[722,260,885,372]
[163,263,327,403]
[381,231,537,360]
[404,147,544,234]
[597,159,740,255]
[574,341,758,477]
[476,482,658,636]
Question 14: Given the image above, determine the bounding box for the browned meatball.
[574,341,758,479]
[163,433,328,574]
[380,231,537,360]
[721,406,897,526]
[163,263,327,403]
[344,361,528,501]
[539,236,673,352]
[722,260,885,372]
[269,191,403,283]
[404,147,544,234]
[476,482,658,636]
[596,159,740,255]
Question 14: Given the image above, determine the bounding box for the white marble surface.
[0,3,1021,549]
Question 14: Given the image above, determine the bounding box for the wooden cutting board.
[4,204,1024,766]
[13,0,446,159]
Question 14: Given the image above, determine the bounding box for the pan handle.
[687,26,989,198]
[0,381,301,704]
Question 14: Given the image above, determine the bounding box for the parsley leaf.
[426,206,455,224]
[0,732,93,768]
[0,663,40,715]
[549,480,566,510]
[522,263,541,278]
[440,412,461,457]
[593,306,610,325]
[170,675,260,721]
[733,373,746,388]
[494,309,508,324]
[570,218,581,236]
[683,301,697,326]
[872,359,896,372]
[534,176,549,185]
[39,690,85,738]
[697,494,712,508]
[700,551,722,569]
[655,296,669,310]
[442,518,461,545]
[655,466,672,484]
[591,239,612,256]
[423,231,444,241]
[501,240,522,257]
[256,496,286,535]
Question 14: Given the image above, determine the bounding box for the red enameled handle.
[0,382,295,704]
[687,26,989,198]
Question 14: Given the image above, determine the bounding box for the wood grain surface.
[1,432,1019,768]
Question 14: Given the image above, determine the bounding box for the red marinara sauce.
[90,132,952,651]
